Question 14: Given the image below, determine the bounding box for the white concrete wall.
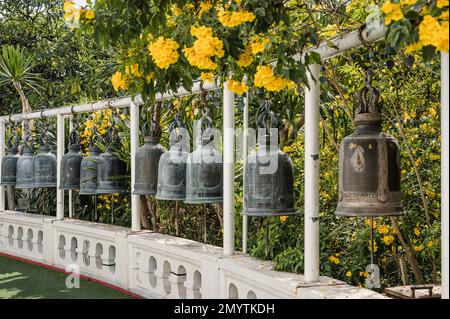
[0,210,385,299]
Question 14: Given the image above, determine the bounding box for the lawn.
[0,255,135,299]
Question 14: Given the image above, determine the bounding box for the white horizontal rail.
[0,80,219,123]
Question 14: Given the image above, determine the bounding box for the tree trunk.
[139,196,150,230]
[13,81,33,138]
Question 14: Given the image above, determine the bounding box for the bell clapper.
[93,195,97,222]
[175,200,179,236]
[203,204,207,243]
[370,217,376,286]
[111,196,114,224]
[264,218,270,259]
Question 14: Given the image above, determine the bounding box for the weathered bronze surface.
[336,71,403,217]
[33,132,57,188]
[0,134,20,186]
[60,130,83,189]
[243,98,296,216]
[80,129,101,195]
[96,126,129,194]
[133,135,166,195]
[184,116,223,204]
[156,117,189,201]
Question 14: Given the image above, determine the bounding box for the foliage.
[0,0,445,291]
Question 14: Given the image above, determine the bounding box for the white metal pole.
[242,93,249,254]
[130,100,142,232]
[304,63,321,283]
[223,82,235,256]
[441,51,449,299]
[0,122,5,211]
[56,113,65,220]
[68,116,73,219]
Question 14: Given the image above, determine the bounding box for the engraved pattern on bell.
[335,70,403,217]
[351,145,366,173]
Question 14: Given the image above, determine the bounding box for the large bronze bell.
[15,133,35,189]
[96,126,129,194]
[80,128,101,195]
[60,130,83,189]
[243,99,296,216]
[336,70,403,217]
[185,115,223,204]
[133,121,166,196]
[156,115,189,201]
[34,131,57,188]
[0,133,20,186]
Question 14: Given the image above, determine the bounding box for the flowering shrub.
[381,0,449,61]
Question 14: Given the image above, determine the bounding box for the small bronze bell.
[34,131,57,188]
[16,132,35,189]
[0,133,20,186]
[185,115,223,204]
[133,120,166,196]
[96,126,129,194]
[60,130,83,190]
[336,70,403,217]
[80,128,101,195]
[243,99,296,216]
[156,115,189,201]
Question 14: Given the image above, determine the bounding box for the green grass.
[0,255,135,299]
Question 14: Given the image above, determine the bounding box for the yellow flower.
[400,0,416,5]
[440,10,449,21]
[148,37,180,69]
[437,0,449,8]
[414,244,423,252]
[183,26,224,70]
[346,271,352,277]
[217,7,255,27]
[328,256,340,265]
[237,45,253,67]
[414,227,421,236]
[227,79,248,95]
[427,241,434,248]
[382,235,395,246]
[125,64,141,78]
[279,216,288,223]
[283,146,291,153]
[197,1,213,17]
[359,271,369,278]
[200,72,214,83]
[382,1,404,24]
[405,41,423,54]
[419,15,449,52]
[111,71,129,91]
[377,224,390,234]
[64,1,81,29]
[364,219,377,229]
[85,9,95,20]
[368,240,378,252]
[250,37,270,55]
[254,65,295,92]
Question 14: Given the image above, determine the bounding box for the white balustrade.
[0,211,385,299]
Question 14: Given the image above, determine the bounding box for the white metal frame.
[0,25,448,298]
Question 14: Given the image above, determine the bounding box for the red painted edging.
[0,251,144,299]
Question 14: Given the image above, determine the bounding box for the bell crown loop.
[355,69,383,127]
[168,112,188,148]
[68,129,81,151]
